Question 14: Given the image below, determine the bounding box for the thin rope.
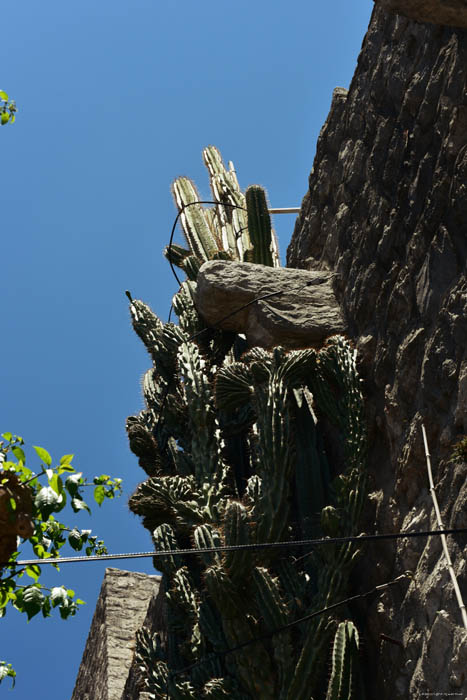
[7,527,466,568]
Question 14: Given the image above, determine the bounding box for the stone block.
[195,260,346,349]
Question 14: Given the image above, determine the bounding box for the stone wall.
[287,5,466,698]
[71,569,161,700]
[376,0,467,28]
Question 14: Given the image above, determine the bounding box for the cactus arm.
[172,177,219,261]
[177,341,223,483]
[173,281,205,337]
[252,376,295,544]
[164,242,192,268]
[214,363,253,411]
[153,523,184,575]
[194,524,223,568]
[245,185,275,267]
[222,501,251,578]
[325,621,360,700]
[292,387,329,540]
[203,145,248,260]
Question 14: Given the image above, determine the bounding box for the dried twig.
[421,424,467,630]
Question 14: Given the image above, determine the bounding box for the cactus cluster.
[127,147,367,699]
[166,145,280,278]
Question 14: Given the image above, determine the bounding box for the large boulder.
[194,260,346,349]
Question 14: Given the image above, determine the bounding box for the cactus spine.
[128,147,367,698]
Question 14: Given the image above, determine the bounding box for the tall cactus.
[127,147,367,698]
[165,146,280,275]
[326,621,360,700]
[244,184,275,266]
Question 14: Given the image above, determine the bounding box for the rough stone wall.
[121,578,168,700]
[71,569,161,700]
[376,0,467,28]
[287,5,466,698]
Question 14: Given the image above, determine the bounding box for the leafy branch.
[0,91,17,126]
[0,432,123,687]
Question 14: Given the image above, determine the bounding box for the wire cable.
[168,572,409,684]
[167,200,247,288]
[7,527,466,567]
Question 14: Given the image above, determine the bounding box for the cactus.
[326,621,360,700]
[165,146,280,278]
[127,147,367,699]
[244,185,275,266]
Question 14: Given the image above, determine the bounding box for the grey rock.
[288,5,467,698]
[194,260,346,349]
[121,579,168,700]
[71,569,161,700]
[375,0,467,27]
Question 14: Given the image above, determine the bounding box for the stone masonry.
[71,569,161,700]
[288,4,467,698]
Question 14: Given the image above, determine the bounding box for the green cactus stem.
[325,621,360,700]
[127,146,368,699]
[244,185,274,266]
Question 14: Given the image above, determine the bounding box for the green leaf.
[1,432,12,442]
[22,586,45,620]
[0,589,10,608]
[41,596,51,618]
[59,454,74,465]
[1,111,10,125]
[9,114,15,124]
[58,464,75,474]
[9,497,16,511]
[0,661,16,688]
[34,486,62,517]
[11,446,26,463]
[50,586,68,607]
[49,473,63,496]
[71,496,90,514]
[35,485,60,509]
[33,445,52,467]
[25,565,41,582]
[32,542,47,559]
[59,600,77,619]
[68,528,83,551]
[93,485,105,506]
[65,472,82,496]
[93,474,110,485]
[0,90,9,100]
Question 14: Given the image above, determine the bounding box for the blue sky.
[1,1,374,696]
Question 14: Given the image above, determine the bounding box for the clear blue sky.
[1,1,374,697]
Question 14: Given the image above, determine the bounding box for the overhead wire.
[168,572,409,685]
[166,199,247,288]
[7,527,467,567]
